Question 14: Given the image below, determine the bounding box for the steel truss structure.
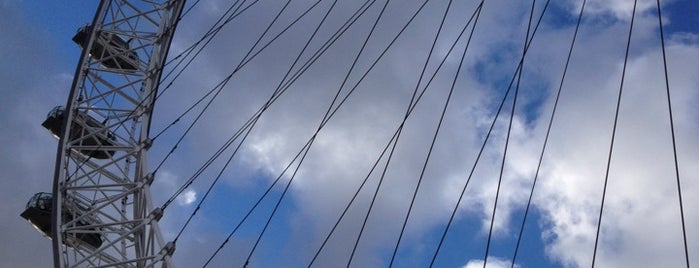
[51,0,185,267]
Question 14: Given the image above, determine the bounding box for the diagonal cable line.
[191,1,400,266]
[387,0,477,265]
[510,0,586,266]
[203,0,468,265]
[160,0,255,88]
[243,0,397,266]
[484,0,537,266]
[180,0,203,18]
[151,0,331,191]
[430,0,554,265]
[337,0,399,266]
[167,0,297,240]
[208,0,401,264]
[592,0,638,266]
[163,0,246,69]
[161,0,378,212]
[152,0,321,142]
[309,3,486,266]
[655,0,690,266]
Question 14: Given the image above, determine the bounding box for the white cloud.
[463,256,518,268]
[528,14,699,267]
[177,189,197,206]
[561,0,660,20]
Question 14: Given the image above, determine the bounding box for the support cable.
[165,0,247,68]
[220,1,348,266]
[180,0,482,265]
[592,0,637,266]
[152,0,330,191]
[211,0,393,264]
[244,0,396,266]
[159,0,256,93]
[309,3,485,266]
[241,143,313,268]
[346,0,410,268]
[151,2,384,202]
[485,0,536,266]
[178,2,348,239]
[191,1,394,266]
[655,0,690,266]
[152,0,322,143]
[510,0,586,266]
[166,0,295,238]
[161,0,379,211]
[387,0,476,265]
[180,0,203,18]
[429,1,553,265]
[202,0,462,265]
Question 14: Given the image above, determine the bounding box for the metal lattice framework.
[50,0,185,267]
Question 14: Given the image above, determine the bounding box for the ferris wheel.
[20,0,186,267]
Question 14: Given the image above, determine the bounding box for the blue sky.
[1,0,698,267]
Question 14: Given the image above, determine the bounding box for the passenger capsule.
[42,106,116,159]
[72,24,139,70]
[20,192,103,248]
